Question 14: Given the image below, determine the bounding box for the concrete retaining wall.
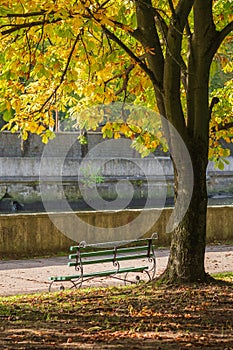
[0,206,232,258]
[0,157,173,178]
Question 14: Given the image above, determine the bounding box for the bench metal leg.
[124,270,151,286]
[48,279,79,292]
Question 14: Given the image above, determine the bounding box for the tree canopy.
[0,0,232,156]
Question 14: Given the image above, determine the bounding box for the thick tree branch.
[175,0,195,29]
[152,5,188,76]
[80,0,163,92]
[185,20,192,42]
[209,97,220,120]
[0,11,46,18]
[163,0,194,136]
[0,10,86,36]
[193,0,215,46]
[134,0,165,95]
[0,18,60,35]
[153,7,188,93]
[189,0,216,144]
[153,8,168,41]
[218,121,233,131]
[209,21,233,58]
[101,26,163,92]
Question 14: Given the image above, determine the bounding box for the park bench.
[48,233,158,291]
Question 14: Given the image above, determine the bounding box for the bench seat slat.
[69,245,149,259]
[49,266,148,282]
[68,253,149,266]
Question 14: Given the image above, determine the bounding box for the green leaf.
[3,108,14,122]
[218,160,225,170]
[0,6,10,15]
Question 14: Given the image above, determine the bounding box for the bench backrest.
[68,237,157,268]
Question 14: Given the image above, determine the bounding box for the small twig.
[34,16,46,54]
[37,32,81,113]
[185,20,192,41]
[80,33,91,80]
[104,54,147,94]
[99,0,112,9]
[25,29,32,80]
[115,64,134,96]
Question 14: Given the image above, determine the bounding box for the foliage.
[209,79,233,168]
[0,0,232,158]
[0,281,232,349]
[209,35,233,166]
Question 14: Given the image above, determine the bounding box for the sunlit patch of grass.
[211,271,233,282]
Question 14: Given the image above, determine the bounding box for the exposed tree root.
[150,269,223,288]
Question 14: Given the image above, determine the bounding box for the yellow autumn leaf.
[151,140,159,148]
[42,134,49,144]
[114,132,121,139]
[22,130,28,140]
[28,122,39,133]
[36,125,46,134]
[120,124,130,134]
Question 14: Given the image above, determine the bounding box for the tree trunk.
[157,2,212,284]
[135,0,220,285]
[161,138,210,283]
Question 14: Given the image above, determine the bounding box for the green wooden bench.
[48,233,158,291]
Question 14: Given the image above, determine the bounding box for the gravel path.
[0,245,232,296]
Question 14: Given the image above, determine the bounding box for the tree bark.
[161,138,209,283]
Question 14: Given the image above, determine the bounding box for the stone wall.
[0,131,233,206]
[0,132,82,158]
[0,206,232,258]
[0,131,140,158]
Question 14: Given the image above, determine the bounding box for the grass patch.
[212,271,233,283]
[0,279,232,349]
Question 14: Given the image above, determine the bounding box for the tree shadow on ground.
[0,282,232,349]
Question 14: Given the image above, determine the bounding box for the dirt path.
[0,245,232,296]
